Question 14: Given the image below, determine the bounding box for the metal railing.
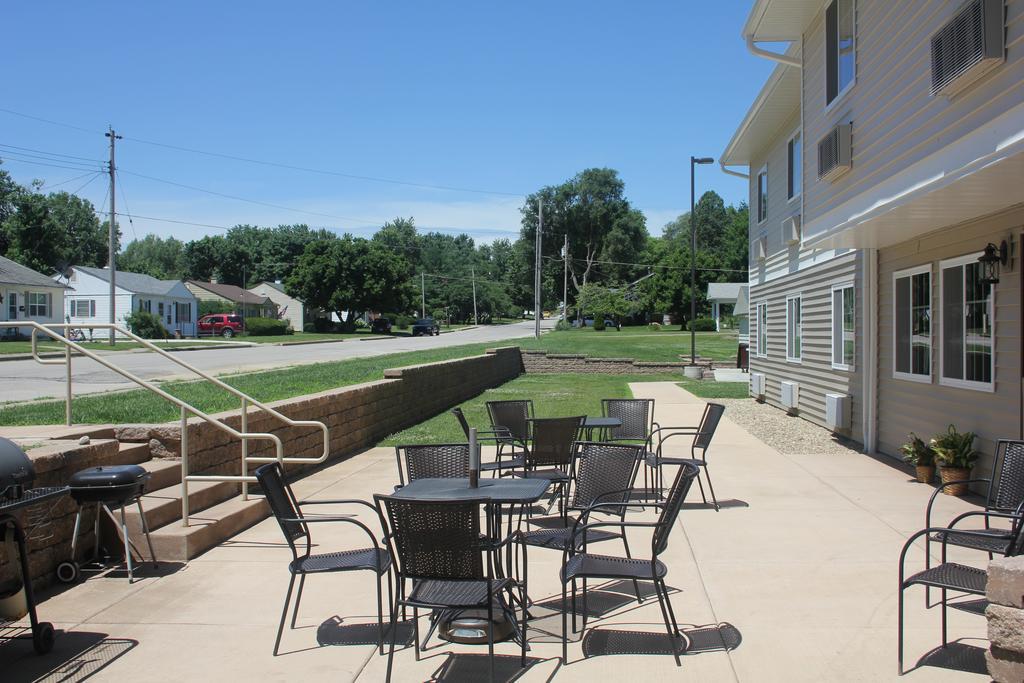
[0,322,330,526]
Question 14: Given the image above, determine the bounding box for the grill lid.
[69,465,149,489]
[0,437,34,501]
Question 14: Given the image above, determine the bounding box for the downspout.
[862,248,879,454]
[746,35,802,67]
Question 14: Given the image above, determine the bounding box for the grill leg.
[69,508,84,563]
[92,502,102,560]
[119,505,134,583]
[136,498,157,566]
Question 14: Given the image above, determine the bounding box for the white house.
[706,282,747,332]
[247,281,312,332]
[0,255,68,338]
[60,266,199,339]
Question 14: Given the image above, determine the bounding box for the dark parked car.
[370,317,392,334]
[411,317,440,336]
[198,313,244,337]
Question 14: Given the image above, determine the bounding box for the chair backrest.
[570,442,643,511]
[450,407,472,440]
[528,416,584,469]
[602,398,654,441]
[255,462,307,557]
[375,495,485,581]
[989,440,1024,513]
[394,444,470,487]
[652,463,700,557]
[486,400,533,442]
[694,403,726,451]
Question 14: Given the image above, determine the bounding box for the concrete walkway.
[2,383,991,681]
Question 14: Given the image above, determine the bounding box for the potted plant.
[930,424,981,496]
[900,433,936,483]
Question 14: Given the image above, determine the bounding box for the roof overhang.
[743,0,826,42]
[803,99,1024,250]
[720,59,800,166]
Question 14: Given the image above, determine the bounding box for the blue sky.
[2,1,772,245]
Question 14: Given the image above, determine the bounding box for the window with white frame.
[757,166,768,223]
[831,284,854,369]
[940,254,993,391]
[893,266,931,381]
[756,302,768,357]
[786,295,802,361]
[788,132,802,200]
[8,293,17,320]
[70,299,96,318]
[825,0,856,105]
[27,292,49,317]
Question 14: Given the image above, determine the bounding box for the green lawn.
[0,342,497,425]
[381,373,679,445]
[518,327,739,361]
[676,378,750,399]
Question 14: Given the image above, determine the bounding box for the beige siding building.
[247,281,312,332]
[723,0,1024,479]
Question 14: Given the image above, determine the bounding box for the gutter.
[720,163,749,179]
[745,35,801,67]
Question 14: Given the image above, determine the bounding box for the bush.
[198,300,235,317]
[245,317,292,336]
[555,319,572,331]
[395,315,413,330]
[125,311,168,339]
[592,317,606,331]
[648,322,662,331]
[686,318,717,332]
[354,318,368,329]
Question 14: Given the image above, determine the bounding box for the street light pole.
[534,199,543,339]
[689,156,714,367]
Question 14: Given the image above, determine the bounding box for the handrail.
[1,321,331,526]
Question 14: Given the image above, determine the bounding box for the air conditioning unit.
[750,372,766,398]
[825,393,852,430]
[782,214,801,246]
[780,381,799,411]
[756,236,768,262]
[931,0,1005,97]
[817,124,852,182]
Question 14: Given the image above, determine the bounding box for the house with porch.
[706,282,748,332]
[0,255,67,338]
[186,280,277,320]
[247,281,311,332]
[61,266,199,338]
[722,0,1024,478]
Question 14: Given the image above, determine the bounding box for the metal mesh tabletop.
[391,478,551,504]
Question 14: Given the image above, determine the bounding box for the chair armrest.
[899,525,1009,584]
[945,509,1022,529]
[279,515,383,548]
[299,498,376,511]
[925,478,991,527]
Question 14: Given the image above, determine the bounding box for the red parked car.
[198,313,244,337]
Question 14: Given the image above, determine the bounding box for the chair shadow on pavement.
[910,640,988,676]
[532,579,666,620]
[317,615,415,647]
[0,629,137,683]
[681,499,749,510]
[582,621,742,659]
[429,652,550,682]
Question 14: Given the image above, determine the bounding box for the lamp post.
[689,156,714,375]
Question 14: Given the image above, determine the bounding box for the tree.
[184,235,222,281]
[1,188,110,273]
[119,234,188,279]
[575,282,638,327]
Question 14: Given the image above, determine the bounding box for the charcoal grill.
[0,437,66,654]
[57,465,157,584]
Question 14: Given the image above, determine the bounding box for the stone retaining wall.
[987,556,1024,681]
[520,350,689,375]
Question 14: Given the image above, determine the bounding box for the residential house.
[0,255,68,337]
[722,0,1024,479]
[706,282,748,332]
[61,266,199,338]
[185,281,277,320]
[247,281,311,332]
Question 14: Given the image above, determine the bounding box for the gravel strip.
[718,398,862,456]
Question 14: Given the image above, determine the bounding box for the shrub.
[125,311,168,339]
[555,319,572,331]
[395,315,413,330]
[198,300,235,317]
[354,318,368,329]
[648,322,662,332]
[592,317,606,331]
[245,317,292,336]
[686,317,717,332]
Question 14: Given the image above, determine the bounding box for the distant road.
[0,320,555,403]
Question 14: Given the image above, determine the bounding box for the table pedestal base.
[440,606,515,644]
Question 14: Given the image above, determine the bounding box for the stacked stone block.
[987,556,1024,681]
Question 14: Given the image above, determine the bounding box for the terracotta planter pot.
[915,465,935,484]
[938,467,971,496]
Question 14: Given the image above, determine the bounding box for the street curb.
[0,343,247,362]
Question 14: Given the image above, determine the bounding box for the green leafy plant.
[554,319,572,331]
[244,317,291,336]
[900,433,935,466]
[648,322,662,331]
[124,311,168,339]
[687,317,717,332]
[592,317,606,331]
[930,424,981,469]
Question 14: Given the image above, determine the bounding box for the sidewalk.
[1,382,989,681]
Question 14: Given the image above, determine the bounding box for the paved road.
[1,320,554,403]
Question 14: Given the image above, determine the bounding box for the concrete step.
[140,458,182,492]
[146,495,270,561]
[117,441,153,465]
[124,480,238,540]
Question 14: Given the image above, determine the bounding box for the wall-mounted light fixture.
[978,240,1009,286]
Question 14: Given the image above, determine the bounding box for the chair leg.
[897,581,905,675]
[660,579,680,634]
[274,573,296,656]
[581,578,589,631]
[376,570,385,657]
[621,534,643,604]
[654,579,681,667]
[488,596,495,683]
[941,587,947,647]
[571,579,578,633]
[562,580,569,664]
[413,606,420,661]
[703,465,719,512]
[694,470,708,506]
[385,590,401,683]
[290,574,306,628]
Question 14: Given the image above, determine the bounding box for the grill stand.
[58,496,157,584]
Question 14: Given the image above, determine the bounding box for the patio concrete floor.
[1,382,995,682]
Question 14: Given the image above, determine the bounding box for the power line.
[114,170,138,241]
[0,107,102,135]
[37,170,98,191]
[70,172,104,196]
[0,142,106,164]
[0,155,104,173]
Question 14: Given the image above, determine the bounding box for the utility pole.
[689,156,714,367]
[562,234,569,324]
[105,127,122,347]
[420,272,426,319]
[534,199,543,339]
[471,267,478,326]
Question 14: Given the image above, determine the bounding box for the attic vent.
[931,0,1004,97]
[817,123,852,182]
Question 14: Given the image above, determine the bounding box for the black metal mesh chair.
[645,402,726,511]
[897,500,1024,674]
[375,495,527,683]
[255,462,392,656]
[486,400,534,459]
[602,398,659,443]
[559,462,700,666]
[394,443,470,488]
[520,415,585,518]
[451,407,525,475]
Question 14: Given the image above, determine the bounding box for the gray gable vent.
[817,123,852,182]
[931,0,1004,97]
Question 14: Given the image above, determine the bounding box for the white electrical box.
[780,381,799,410]
[750,372,766,398]
[825,393,852,430]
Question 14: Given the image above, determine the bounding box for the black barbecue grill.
[58,465,156,584]
[0,437,65,654]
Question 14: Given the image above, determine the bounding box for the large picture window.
[27,292,49,318]
[940,254,994,391]
[757,166,768,223]
[893,266,931,381]
[786,294,801,362]
[756,302,768,357]
[825,0,856,105]
[831,284,854,369]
